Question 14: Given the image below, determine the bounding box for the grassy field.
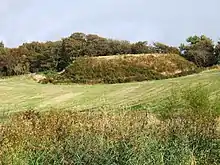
[1,69,220,115]
[1,70,220,164]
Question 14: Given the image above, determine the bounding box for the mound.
[52,54,199,84]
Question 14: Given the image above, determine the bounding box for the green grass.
[1,86,219,165]
[0,69,220,115]
[1,70,220,164]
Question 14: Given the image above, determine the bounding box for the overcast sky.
[0,0,220,47]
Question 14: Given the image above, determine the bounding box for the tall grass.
[0,86,219,164]
[154,85,220,165]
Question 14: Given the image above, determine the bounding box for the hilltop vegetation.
[50,54,198,84]
[0,33,180,77]
[1,33,220,84]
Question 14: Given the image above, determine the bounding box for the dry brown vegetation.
[50,54,199,84]
[0,86,219,165]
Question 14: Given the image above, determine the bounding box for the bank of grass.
[1,86,219,165]
[48,54,199,84]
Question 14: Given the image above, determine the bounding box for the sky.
[0,0,220,47]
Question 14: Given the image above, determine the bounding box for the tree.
[0,47,8,76]
[0,41,4,48]
[131,41,150,54]
[70,32,86,41]
[56,39,71,71]
[153,42,180,54]
[180,35,216,67]
[0,47,30,76]
[21,41,61,72]
[214,41,220,64]
[107,39,132,55]
[85,34,110,56]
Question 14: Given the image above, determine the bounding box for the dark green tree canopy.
[180,35,216,67]
[153,42,180,54]
[1,32,220,77]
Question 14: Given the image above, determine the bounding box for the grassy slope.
[1,69,220,114]
[60,53,198,84]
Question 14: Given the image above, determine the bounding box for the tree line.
[0,32,220,76]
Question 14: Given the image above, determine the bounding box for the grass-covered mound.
[51,54,199,84]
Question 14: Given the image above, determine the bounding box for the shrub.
[53,54,199,84]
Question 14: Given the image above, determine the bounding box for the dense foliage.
[0,33,219,78]
[48,54,199,84]
[180,35,218,67]
[0,33,159,76]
